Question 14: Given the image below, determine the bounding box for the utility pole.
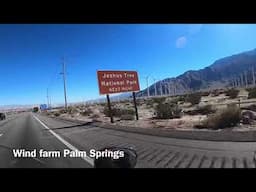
[60,57,68,110]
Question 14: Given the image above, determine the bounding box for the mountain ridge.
[137,48,256,97]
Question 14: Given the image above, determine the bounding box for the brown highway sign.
[97,70,140,95]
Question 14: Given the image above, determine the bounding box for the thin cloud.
[176,36,187,48]
[188,24,203,35]
[175,25,203,49]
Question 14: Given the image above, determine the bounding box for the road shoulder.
[39,114,256,142]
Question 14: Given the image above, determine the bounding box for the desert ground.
[43,87,256,132]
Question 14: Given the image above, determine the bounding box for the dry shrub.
[155,103,182,119]
[185,93,201,105]
[120,114,135,120]
[248,88,256,99]
[200,91,210,97]
[225,89,239,99]
[54,112,60,117]
[195,105,241,130]
[103,106,135,117]
[186,105,216,115]
[80,108,93,116]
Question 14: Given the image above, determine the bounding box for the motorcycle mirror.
[94,147,137,168]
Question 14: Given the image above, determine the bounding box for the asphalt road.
[1,112,256,168]
[0,112,91,168]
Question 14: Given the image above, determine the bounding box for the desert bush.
[248,88,256,99]
[67,107,79,114]
[136,100,145,106]
[212,92,220,97]
[67,106,72,113]
[185,92,202,105]
[103,105,114,117]
[103,106,135,117]
[241,110,256,124]
[152,97,166,104]
[227,103,237,108]
[225,89,239,99]
[120,114,135,120]
[154,103,182,119]
[90,114,100,119]
[46,112,52,116]
[80,108,93,116]
[145,97,166,108]
[119,99,130,104]
[196,105,241,130]
[178,95,186,102]
[170,96,185,104]
[186,105,215,115]
[54,112,60,117]
[197,105,216,115]
[179,101,185,105]
[211,89,225,97]
[58,109,66,114]
[200,91,210,97]
[146,100,154,107]
[98,103,106,107]
[119,108,135,117]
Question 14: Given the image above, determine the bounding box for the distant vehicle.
[32,107,39,113]
[0,113,6,121]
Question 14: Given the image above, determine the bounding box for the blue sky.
[1,24,256,106]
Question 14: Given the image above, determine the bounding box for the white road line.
[0,134,3,137]
[32,115,94,167]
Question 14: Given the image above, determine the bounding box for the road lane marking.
[32,115,94,167]
[0,134,2,137]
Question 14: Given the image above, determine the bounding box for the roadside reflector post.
[106,94,114,123]
[132,92,139,120]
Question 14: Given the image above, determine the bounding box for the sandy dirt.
[45,88,256,132]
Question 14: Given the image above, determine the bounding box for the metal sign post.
[106,94,114,123]
[132,92,139,120]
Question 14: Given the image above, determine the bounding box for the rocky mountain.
[137,48,256,97]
